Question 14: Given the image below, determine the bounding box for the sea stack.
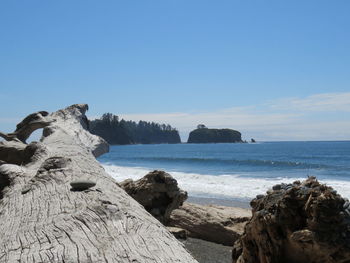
[187,125,242,143]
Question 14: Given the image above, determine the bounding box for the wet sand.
[181,237,232,263]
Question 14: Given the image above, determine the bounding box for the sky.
[0,1,349,141]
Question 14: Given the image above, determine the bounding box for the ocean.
[98,141,350,203]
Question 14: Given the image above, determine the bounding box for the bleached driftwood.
[0,104,197,263]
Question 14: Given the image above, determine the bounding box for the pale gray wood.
[169,202,250,246]
[0,104,197,263]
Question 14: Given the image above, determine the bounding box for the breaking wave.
[102,164,350,201]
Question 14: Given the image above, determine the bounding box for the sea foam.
[102,164,350,201]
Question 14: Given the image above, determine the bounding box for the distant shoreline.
[107,140,350,146]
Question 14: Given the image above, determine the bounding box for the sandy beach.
[181,237,233,263]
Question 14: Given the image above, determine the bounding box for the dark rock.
[120,170,187,224]
[272,184,282,190]
[232,177,350,263]
[70,180,96,191]
[187,128,242,143]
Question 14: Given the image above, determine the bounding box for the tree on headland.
[197,124,207,129]
[89,113,181,145]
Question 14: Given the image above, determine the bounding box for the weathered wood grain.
[0,104,197,263]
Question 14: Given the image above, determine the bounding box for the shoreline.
[187,195,251,209]
[102,163,350,202]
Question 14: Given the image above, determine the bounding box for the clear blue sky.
[1,1,349,140]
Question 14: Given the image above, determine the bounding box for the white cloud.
[268,92,350,112]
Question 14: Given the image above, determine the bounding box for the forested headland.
[89,113,181,145]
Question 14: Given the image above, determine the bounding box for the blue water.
[98,141,350,200]
[99,141,350,180]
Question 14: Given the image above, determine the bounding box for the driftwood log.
[169,203,250,246]
[0,104,197,263]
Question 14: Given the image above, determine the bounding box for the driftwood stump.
[0,104,197,263]
[120,170,188,224]
[232,178,350,263]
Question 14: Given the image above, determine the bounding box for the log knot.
[39,156,71,172]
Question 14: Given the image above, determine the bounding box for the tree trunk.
[0,104,197,263]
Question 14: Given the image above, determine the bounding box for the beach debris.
[120,170,187,224]
[169,202,251,246]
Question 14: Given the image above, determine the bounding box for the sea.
[98,141,350,204]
